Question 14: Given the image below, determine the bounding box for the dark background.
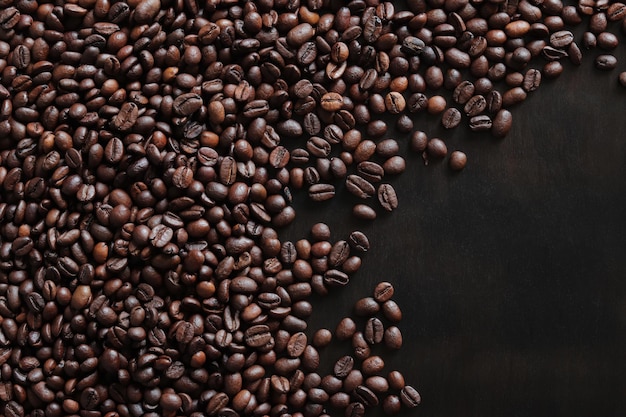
[282,26,626,417]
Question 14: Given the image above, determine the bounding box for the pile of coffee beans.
[0,0,625,416]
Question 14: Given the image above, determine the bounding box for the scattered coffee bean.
[449,151,468,171]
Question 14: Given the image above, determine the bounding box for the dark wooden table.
[283,28,626,417]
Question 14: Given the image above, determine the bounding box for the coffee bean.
[313,329,333,348]
[449,151,467,171]
[346,175,375,199]
[336,317,357,340]
[364,318,384,344]
[354,385,380,407]
[373,282,394,302]
[353,204,377,220]
[400,386,422,408]
[111,102,138,131]
[354,297,380,316]
[244,325,272,348]
[427,138,448,159]
[441,107,462,129]
[377,184,398,212]
[173,93,203,116]
[309,183,336,201]
[595,54,618,70]
[384,326,403,350]
[382,300,402,322]
[349,231,370,252]
[333,355,355,378]
[619,72,626,87]
[492,109,513,138]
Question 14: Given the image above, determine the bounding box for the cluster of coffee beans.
[1,0,626,416]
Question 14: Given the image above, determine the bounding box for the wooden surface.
[282,30,626,417]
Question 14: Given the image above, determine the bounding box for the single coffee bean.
[453,81,475,104]
[400,386,421,408]
[362,355,385,375]
[595,54,618,70]
[308,184,336,201]
[449,151,467,171]
[384,326,403,350]
[549,30,574,48]
[333,355,355,378]
[336,317,357,340]
[377,184,398,212]
[441,107,462,129]
[346,175,375,199]
[312,329,333,348]
[354,385,379,407]
[364,318,385,344]
[173,93,203,116]
[426,138,448,159]
[492,109,513,138]
[354,297,380,316]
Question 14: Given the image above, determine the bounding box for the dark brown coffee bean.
[549,30,574,48]
[401,36,426,55]
[346,175,375,199]
[364,318,384,344]
[492,109,513,138]
[426,138,447,159]
[309,184,336,201]
[134,0,160,24]
[384,326,403,350]
[349,231,370,252]
[354,385,379,407]
[312,329,333,348]
[354,297,380,316]
[400,386,421,408]
[382,300,402,322]
[111,102,138,131]
[245,325,272,348]
[377,184,398,212]
[373,282,394,302]
[522,69,542,92]
[333,355,354,378]
[453,80,475,104]
[595,54,618,70]
[286,332,308,357]
[336,317,357,340]
[441,107,462,129]
[449,151,468,171]
[173,93,203,116]
[0,7,20,30]
[329,240,350,268]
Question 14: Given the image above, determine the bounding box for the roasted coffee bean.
[336,317,357,340]
[333,355,355,378]
[384,326,403,350]
[453,81,475,104]
[377,184,398,212]
[595,54,618,70]
[173,93,203,116]
[309,184,336,201]
[400,386,422,408]
[354,385,379,407]
[354,297,380,316]
[346,175,375,199]
[364,318,384,344]
[426,138,448,159]
[492,109,513,138]
[441,108,462,129]
[449,151,468,171]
